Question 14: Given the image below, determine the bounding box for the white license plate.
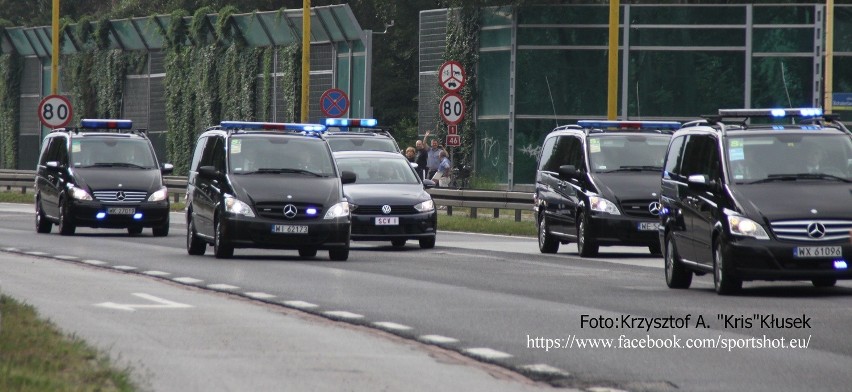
[108,207,136,215]
[638,222,660,231]
[794,246,842,258]
[375,217,399,226]
[271,225,308,234]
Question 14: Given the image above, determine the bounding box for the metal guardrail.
[0,170,534,221]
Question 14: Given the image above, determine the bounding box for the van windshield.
[727,133,852,184]
[71,138,157,169]
[588,135,671,173]
[228,136,336,177]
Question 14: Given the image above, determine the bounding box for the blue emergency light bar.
[80,119,133,129]
[577,120,681,130]
[718,108,823,118]
[323,118,379,128]
[220,121,326,132]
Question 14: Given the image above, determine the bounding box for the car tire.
[419,236,436,249]
[58,198,76,236]
[538,214,559,254]
[664,232,692,289]
[649,242,662,256]
[299,248,318,258]
[186,216,206,256]
[35,198,52,234]
[577,212,598,257]
[812,278,837,288]
[391,239,407,248]
[128,227,143,235]
[714,241,742,295]
[214,217,234,259]
[329,248,349,261]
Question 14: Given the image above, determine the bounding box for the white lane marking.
[244,292,276,299]
[173,277,203,284]
[82,259,108,266]
[95,293,193,312]
[322,311,364,319]
[25,251,48,256]
[463,347,513,360]
[587,388,630,392]
[419,335,460,344]
[373,322,412,331]
[282,300,318,309]
[113,265,137,271]
[54,255,79,260]
[143,271,171,276]
[3,247,20,252]
[207,284,240,291]
[521,364,570,376]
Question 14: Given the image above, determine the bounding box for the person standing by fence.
[424,131,442,180]
[414,138,429,179]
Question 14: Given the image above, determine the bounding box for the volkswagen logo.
[283,204,298,219]
[648,202,662,216]
[115,191,126,201]
[807,222,826,239]
[381,205,392,215]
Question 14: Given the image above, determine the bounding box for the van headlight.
[68,185,92,201]
[414,200,435,212]
[148,187,168,202]
[324,201,350,219]
[727,215,769,240]
[589,196,620,215]
[224,195,255,217]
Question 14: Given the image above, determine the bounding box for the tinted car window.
[538,137,556,171]
[70,138,157,169]
[588,134,670,172]
[189,136,208,172]
[542,136,582,172]
[327,137,398,153]
[335,156,420,184]
[727,133,852,183]
[664,135,686,176]
[229,135,336,176]
[680,135,720,179]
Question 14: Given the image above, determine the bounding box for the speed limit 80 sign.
[38,95,73,128]
[439,93,465,125]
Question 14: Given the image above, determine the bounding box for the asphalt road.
[2,203,851,391]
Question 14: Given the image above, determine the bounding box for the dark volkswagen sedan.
[333,151,437,248]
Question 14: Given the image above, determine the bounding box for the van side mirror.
[198,165,220,179]
[687,174,716,191]
[341,170,357,185]
[558,165,581,179]
[161,163,174,175]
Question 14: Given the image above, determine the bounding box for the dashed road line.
[113,265,137,271]
[244,292,276,299]
[207,284,240,291]
[54,255,79,260]
[143,270,171,276]
[82,259,108,266]
[372,322,412,331]
[173,277,203,284]
[463,347,513,360]
[322,311,364,320]
[419,335,460,344]
[282,300,318,309]
[520,363,570,376]
[25,251,48,256]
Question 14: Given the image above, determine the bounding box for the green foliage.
[0,53,21,168]
[442,4,481,171]
[280,43,301,122]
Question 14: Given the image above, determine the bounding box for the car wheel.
[214,217,234,259]
[812,278,837,288]
[391,239,407,248]
[664,232,692,289]
[329,248,349,261]
[152,218,169,237]
[649,241,662,256]
[419,236,436,249]
[299,248,318,258]
[58,198,76,236]
[538,214,559,254]
[127,227,143,235]
[35,198,52,234]
[186,216,206,256]
[714,241,742,295]
[577,212,598,257]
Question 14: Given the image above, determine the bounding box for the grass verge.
[0,295,136,391]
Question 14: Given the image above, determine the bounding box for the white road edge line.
[418,335,460,344]
[463,347,513,360]
[372,322,412,331]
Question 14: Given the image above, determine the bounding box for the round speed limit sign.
[38,95,73,128]
[439,93,465,125]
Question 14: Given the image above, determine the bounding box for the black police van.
[660,108,852,294]
[535,120,679,256]
[35,119,173,236]
[185,121,355,260]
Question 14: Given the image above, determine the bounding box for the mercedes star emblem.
[283,204,298,219]
[806,222,826,239]
[116,191,126,201]
[381,205,392,215]
[648,202,662,216]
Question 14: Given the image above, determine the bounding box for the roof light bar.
[717,108,823,118]
[220,121,326,132]
[80,119,133,129]
[323,118,378,128]
[576,120,681,130]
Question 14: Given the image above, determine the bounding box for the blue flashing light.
[772,125,785,130]
[835,260,848,270]
[323,118,379,128]
[770,109,786,117]
[324,118,349,127]
[81,119,133,129]
[133,213,143,220]
[96,212,106,219]
[306,208,318,216]
[800,108,822,117]
[577,120,681,130]
[221,121,327,132]
[661,207,670,216]
[718,108,824,118]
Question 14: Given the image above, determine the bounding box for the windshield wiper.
[747,173,852,184]
[601,165,662,173]
[252,168,323,177]
[83,162,149,169]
